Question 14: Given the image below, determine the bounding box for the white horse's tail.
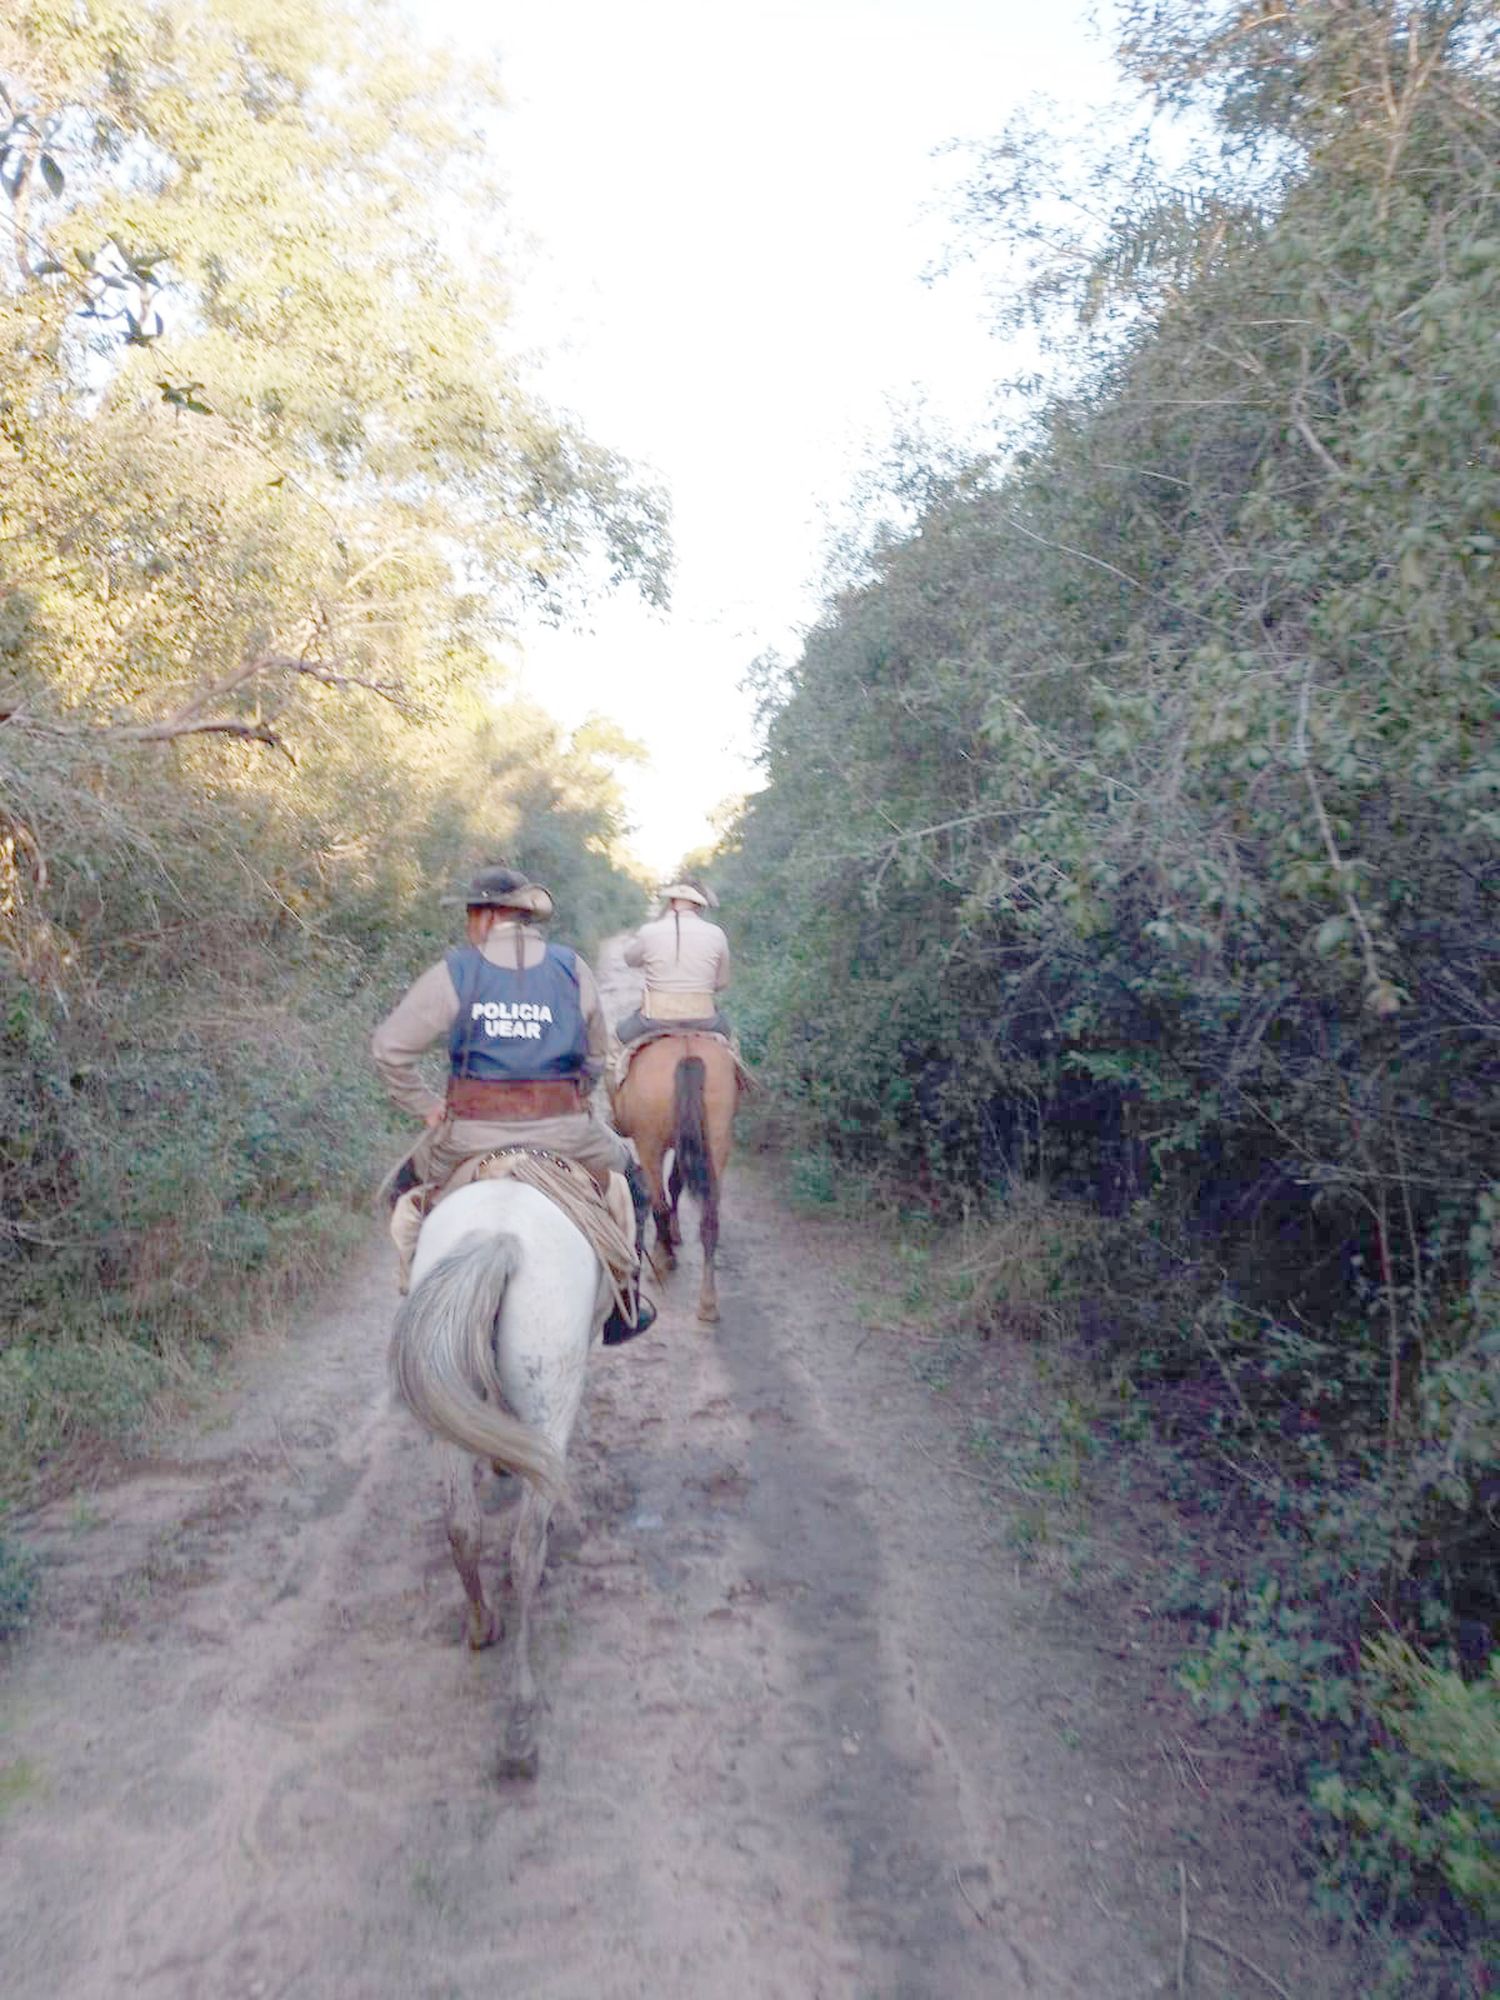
[389,1229,565,1498]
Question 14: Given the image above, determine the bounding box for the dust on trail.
[1,946,1356,1999]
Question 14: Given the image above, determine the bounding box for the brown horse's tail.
[673,1056,713,1203]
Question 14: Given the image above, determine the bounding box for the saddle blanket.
[608,1024,753,1096]
[390,1149,636,1310]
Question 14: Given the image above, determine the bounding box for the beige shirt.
[623,908,731,1000]
[372,925,609,1122]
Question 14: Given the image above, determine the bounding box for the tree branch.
[108,713,296,760]
[2,650,412,760]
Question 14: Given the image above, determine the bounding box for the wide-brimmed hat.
[443,865,555,921]
[659,879,718,910]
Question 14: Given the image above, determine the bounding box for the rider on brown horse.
[610,880,741,1325]
[615,879,731,1045]
[373,865,656,1344]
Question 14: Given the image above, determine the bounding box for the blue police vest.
[445,944,589,1083]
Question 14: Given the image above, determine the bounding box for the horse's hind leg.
[697,1068,735,1325]
[638,1141,675,1276]
[653,1192,677,1272]
[697,1179,720,1324]
[441,1446,500,1650]
[498,1482,552,1780]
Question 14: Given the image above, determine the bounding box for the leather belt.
[446,1076,586,1121]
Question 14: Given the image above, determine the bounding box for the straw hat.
[444,865,555,921]
[658,879,718,910]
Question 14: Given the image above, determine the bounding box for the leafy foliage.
[1314,1640,1500,1926]
[0,1529,36,1640]
[719,0,1497,1959]
[0,1,659,1486]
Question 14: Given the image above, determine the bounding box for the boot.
[601,1161,657,1347]
[384,1152,422,1211]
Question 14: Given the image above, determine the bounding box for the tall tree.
[1,0,666,761]
[0,1,661,1461]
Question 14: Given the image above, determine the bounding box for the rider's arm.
[573,957,609,1078]
[714,930,731,993]
[371,960,458,1121]
[622,932,647,968]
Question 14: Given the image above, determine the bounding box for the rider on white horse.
[615,879,732,1045]
[373,865,655,1344]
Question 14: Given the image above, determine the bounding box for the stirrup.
[602,1293,656,1346]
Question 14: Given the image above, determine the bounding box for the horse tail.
[673,1055,713,1204]
[389,1230,565,1498]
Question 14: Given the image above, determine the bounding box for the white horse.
[389,1177,608,1779]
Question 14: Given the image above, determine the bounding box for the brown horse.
[612,1034,739,1323]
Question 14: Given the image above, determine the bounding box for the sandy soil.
[0,951,1363,1999]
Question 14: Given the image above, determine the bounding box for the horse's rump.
[390,1226,565,1495]
[390,1181,600,1497]
[613,1031,742,1137]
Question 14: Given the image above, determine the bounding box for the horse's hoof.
[467,1606,501,1651]
[498,1721,539,1781]
[497,1744,539,1782]
[697,1302,720,1325]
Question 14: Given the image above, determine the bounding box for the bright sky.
[427,0,1124,875]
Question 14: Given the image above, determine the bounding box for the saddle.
[390,1148,637,1306]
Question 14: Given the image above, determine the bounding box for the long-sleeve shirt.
[372,925,626,1182]
[622,909,731,1003]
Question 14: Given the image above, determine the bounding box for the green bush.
[1314,1642,1500,1927]
[0,0,658,1492]
[715,9,1497,1967]
[787,1151,839,1210]
[0,1533,37,1642]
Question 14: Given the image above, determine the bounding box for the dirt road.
[1,950,1356,1998]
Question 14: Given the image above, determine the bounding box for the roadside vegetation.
[719,1,1497,1983]
[0,0,660,1518]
